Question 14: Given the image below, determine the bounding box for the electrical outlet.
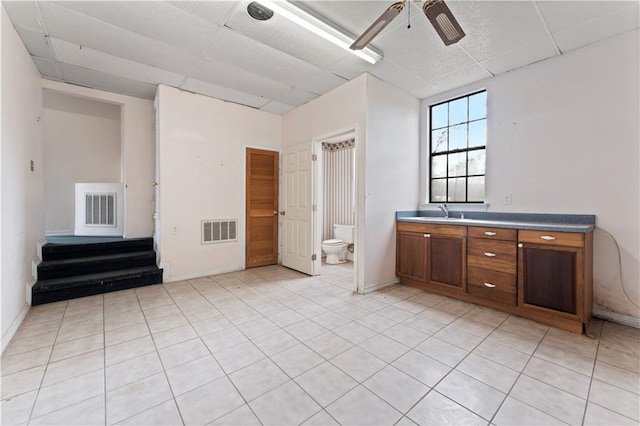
[172,226,178,234]
[30,160,34,172]
[503,194,512,205]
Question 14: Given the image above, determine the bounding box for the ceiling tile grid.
[2,0,639,110]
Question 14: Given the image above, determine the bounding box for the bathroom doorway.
[313,129,358,292]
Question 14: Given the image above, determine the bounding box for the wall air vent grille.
[202,219,238,244]
[85,193,117,227]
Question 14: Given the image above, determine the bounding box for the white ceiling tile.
[204,26,346,95]
[15,27,54,60]
[537,1,633,34]
[39,2,200,75]
[180,78,268,109]
[2,1,44,33]
[481,37,559,76]
[373,14,475,81]
[453,1,548,62]
[58,63,158,99]
[426,64,490,94]
[167,1,240,26]
[553,3,640,53]
[260,101,296,115]
[54,1,218,54]
[50,38,185,87]
[33,57,61,79]
[224,3,350,68]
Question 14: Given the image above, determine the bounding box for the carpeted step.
[37,251,156,280]
[42,238,154,261]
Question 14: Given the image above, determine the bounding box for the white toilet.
[322,224,354,264]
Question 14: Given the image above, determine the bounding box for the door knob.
[273,210,278,215]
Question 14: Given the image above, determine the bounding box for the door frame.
[311,126,360,292]
[242,144,282,270]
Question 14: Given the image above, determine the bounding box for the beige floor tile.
[152,324,198,349]
[49,333,104,363]
[236,318,279,339]
[593,360,640,394]
[359,334,410,363]
[200,327,247,354]
[510,375,586,424]
[106,352,163,391]
[436,370,506,420]
[1,364,46,400]
[252,329,299,356]
[213,340,266,374]
[327,385,402,425]
[105,322,149,347]
[3,332,56,357]
[524,357,591,399]
[473,339,531,372]
[456,353,519,393]
[13,320,61,340]
[460,306,509,327]
[363,365,429,413]
[56,319,104,343]
[176,376,244,424]
[382,323,429,348]
[311,311,351,330]
[229,358,289,401]
[147,313,189,334]
[484,329,542,355]
[285,320,327,342]
[210,404,261,425]
[250,380,321,425]
[376,305,415,323]
[271,343,324,377]
[498,316,549,340]
[596,344,640,374]
[182,306,221,323]
[158,337,210,370]
[302,409,339,425]
[42,349,104,387]
[583,402,639,425]
[106,372,172,425]
[434,325,485,351]
[419,308,460,325]
[166,355,225,396]
[392,349,451,387]
[415,337,469,367]
[33,369,104,419]
[190,316,233,337]
[105,335,155,366]
[116,399,182,425]
[333,321,377,345]
[402,315,447,335]
[141,303,183,321]
[356,312,398,333]
[330,346,386,382]
[0,389,37,425]
[493,396,567,425]
[407,391,486,425]
[1,346,51,376]
[30,394,104,426]
[306,331,353,359]
[295,362,358,407]
[533,339,596,376]
[589,379,640,421]
[104,310,145,332]
[448,317,496,338]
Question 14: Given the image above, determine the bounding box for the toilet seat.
[322,239,343,245]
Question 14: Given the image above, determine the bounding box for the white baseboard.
[1,303,30,355]
[593,308,640,329]
[45,230,74,236]
[361,278,400,294]
[162,265,243,283]
[37,237,47,261]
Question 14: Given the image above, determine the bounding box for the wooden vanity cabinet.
[518,230,593,333]
[396,222,466,294]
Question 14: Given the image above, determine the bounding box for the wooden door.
[246,149,279,268]
[396,232,428,283]
[428,235,465,289]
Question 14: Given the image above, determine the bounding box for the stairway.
[32,237,163,305]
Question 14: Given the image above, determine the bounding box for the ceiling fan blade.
[423,0,465,46]
[350,1,405,51]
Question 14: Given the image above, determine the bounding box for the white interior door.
[282,141,315,275]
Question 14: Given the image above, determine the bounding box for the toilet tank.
[334,224,354,244]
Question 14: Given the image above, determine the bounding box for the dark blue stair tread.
[38,251,155,269]
[44,237,151,247]
[33,266,162,291]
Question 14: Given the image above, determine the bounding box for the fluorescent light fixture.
[258,0,383,64]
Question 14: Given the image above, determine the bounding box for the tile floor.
[1,263,639,425]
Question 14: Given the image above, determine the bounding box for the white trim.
[593,308,640,329]
[360,278,400,294]
[1,303,30,355]
[37,237,47,262]
[163,266,243,283]
[45,230,74,237]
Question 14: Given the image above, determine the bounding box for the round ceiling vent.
[247,2,274,21]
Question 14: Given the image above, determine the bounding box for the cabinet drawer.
[467,238,516,274]
[397,221,467,237]
[468,226,517,241]
[518,230,584,248]
[468,266,516,306]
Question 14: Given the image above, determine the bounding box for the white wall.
[156,85,281,280]
[1,6,44,352]
[364,75,421,292]
[43,91,121,234]
[41,80,155,238]
[422,30,640,319]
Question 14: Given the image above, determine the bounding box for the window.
[429,90,487,203]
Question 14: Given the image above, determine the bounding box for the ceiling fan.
[350,0,465,51]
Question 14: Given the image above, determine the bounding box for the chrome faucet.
[437,203,449,218]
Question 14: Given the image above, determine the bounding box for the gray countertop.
[396,211,595,233]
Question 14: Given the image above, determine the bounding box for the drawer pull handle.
[424,234,431,238]
[518,243,523,248]
[484,231,497,236]
[484,282,496,288]
[541,235,556,241]
[484,252,497,257]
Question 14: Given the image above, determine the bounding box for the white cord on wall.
[596,226,640,310]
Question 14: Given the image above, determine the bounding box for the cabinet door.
[396,232,428,283]
[428,235,464,288]
[519,245,577,314]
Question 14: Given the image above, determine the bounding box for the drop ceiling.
[3,1,639,114]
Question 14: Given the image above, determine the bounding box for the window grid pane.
[429,90,486,203]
